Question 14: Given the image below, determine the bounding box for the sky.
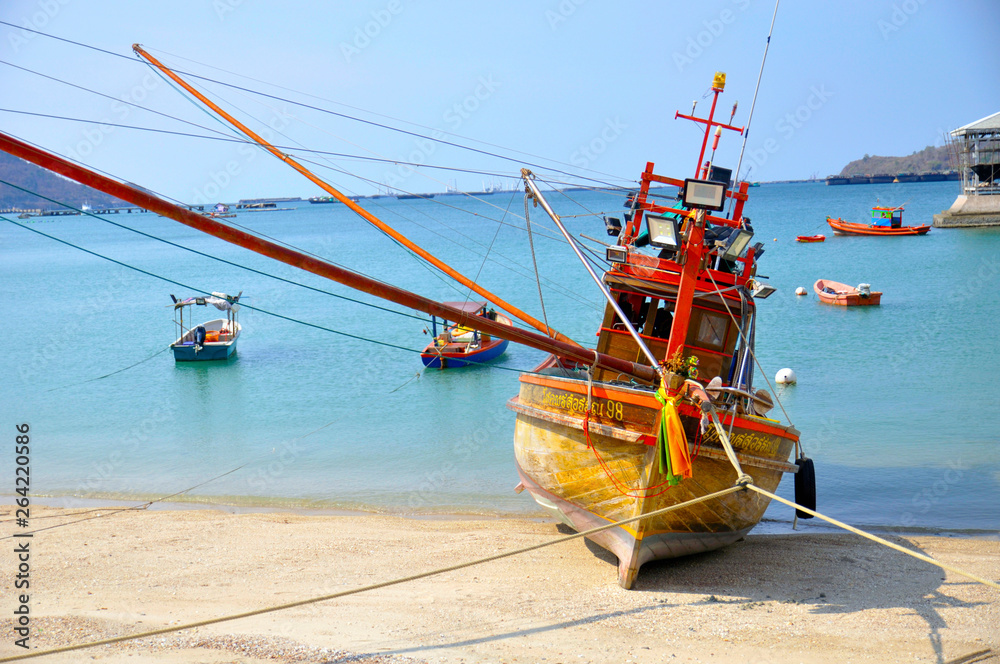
[1,0,998,202]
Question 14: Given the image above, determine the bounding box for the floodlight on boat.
[645,213,680,250]
[606,245,628,264]
[681,178,728,212]
[720,228,754,260]
[750,280,777,299]
[604,215,623,237]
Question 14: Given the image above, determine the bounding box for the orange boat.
[796,234,825,242]
[826,205,930,236]
[814,279,881,306]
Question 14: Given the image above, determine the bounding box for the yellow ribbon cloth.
[655,386,693,484]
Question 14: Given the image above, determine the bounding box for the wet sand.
[1,505,997,663]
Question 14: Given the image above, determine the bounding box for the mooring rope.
[45,345,171,392]
[0,485,745,662]
[747,484,1000,592]
[2,477,996,662]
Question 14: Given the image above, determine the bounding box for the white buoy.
[775,368,797,384]
[795,286,807,296]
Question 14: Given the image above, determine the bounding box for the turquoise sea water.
[2,180,998,535]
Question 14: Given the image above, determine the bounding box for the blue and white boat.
[169,292,242,361]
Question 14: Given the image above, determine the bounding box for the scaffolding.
[948,111,1000,196]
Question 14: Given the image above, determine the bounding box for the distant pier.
[826,172,959,186]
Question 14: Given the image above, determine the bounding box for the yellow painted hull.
[509,373,799,588]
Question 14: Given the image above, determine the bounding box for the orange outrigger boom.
[132,45,575,346]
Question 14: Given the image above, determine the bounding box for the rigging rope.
[0,22,633,193]
[523,190,552,337]
[1,215,549,375]
[704,270,796,431]
[1,214,421,355]
[0,180,430,324]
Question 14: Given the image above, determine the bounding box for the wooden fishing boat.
[796,234,825,242]
[827,205,929,236]
[813,279,881,306]
[505,72,803,588]
[421,301,512,369]
[169,292,242,361]
[1,61,809,590]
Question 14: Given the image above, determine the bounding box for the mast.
[665,73,746,365]
[0,131,655,383]
[131,45,576,346]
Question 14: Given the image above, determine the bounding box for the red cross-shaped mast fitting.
[674,72,745,178]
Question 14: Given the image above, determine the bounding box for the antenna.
[732,0,781,202]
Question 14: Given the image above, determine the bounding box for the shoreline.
[2,505,997,663]
[13,492,1000,540]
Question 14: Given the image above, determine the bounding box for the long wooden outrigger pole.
[131,45,575,346]
[0,131,656,383]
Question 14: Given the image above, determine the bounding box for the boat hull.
[826,217,930,236]
[796,235,825,242]
[421,338,509,368]
[509,372,798,588]
[171,319,240,361]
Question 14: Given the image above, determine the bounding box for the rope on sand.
[746,484,1000,592]
[4,480,997,662]
[0,485,745,662]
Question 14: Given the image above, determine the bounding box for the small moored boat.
[796,234,825,242]
[421,301,511,369]
[170,292,242,361]
[826,205,929,236]
[813,280,881,306]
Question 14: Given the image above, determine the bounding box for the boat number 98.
[599,399,624,420]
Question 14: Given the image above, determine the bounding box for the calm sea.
[2,180,998,535]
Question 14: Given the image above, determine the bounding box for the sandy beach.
[2,505,997,664]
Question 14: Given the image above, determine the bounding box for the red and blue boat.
[420,301,511,369]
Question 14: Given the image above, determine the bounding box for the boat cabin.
[594,257,753,390]
[871,205,904,228]
[592,162,762,393]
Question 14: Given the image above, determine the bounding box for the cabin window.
[650,301,674,338]
[689,309,729,352]
[612,292,650,330]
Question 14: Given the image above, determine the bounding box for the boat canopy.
[439,301,488,314]
[172,292,240,311]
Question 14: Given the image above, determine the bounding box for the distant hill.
[838,144,956,177]
[0,151,126,211]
